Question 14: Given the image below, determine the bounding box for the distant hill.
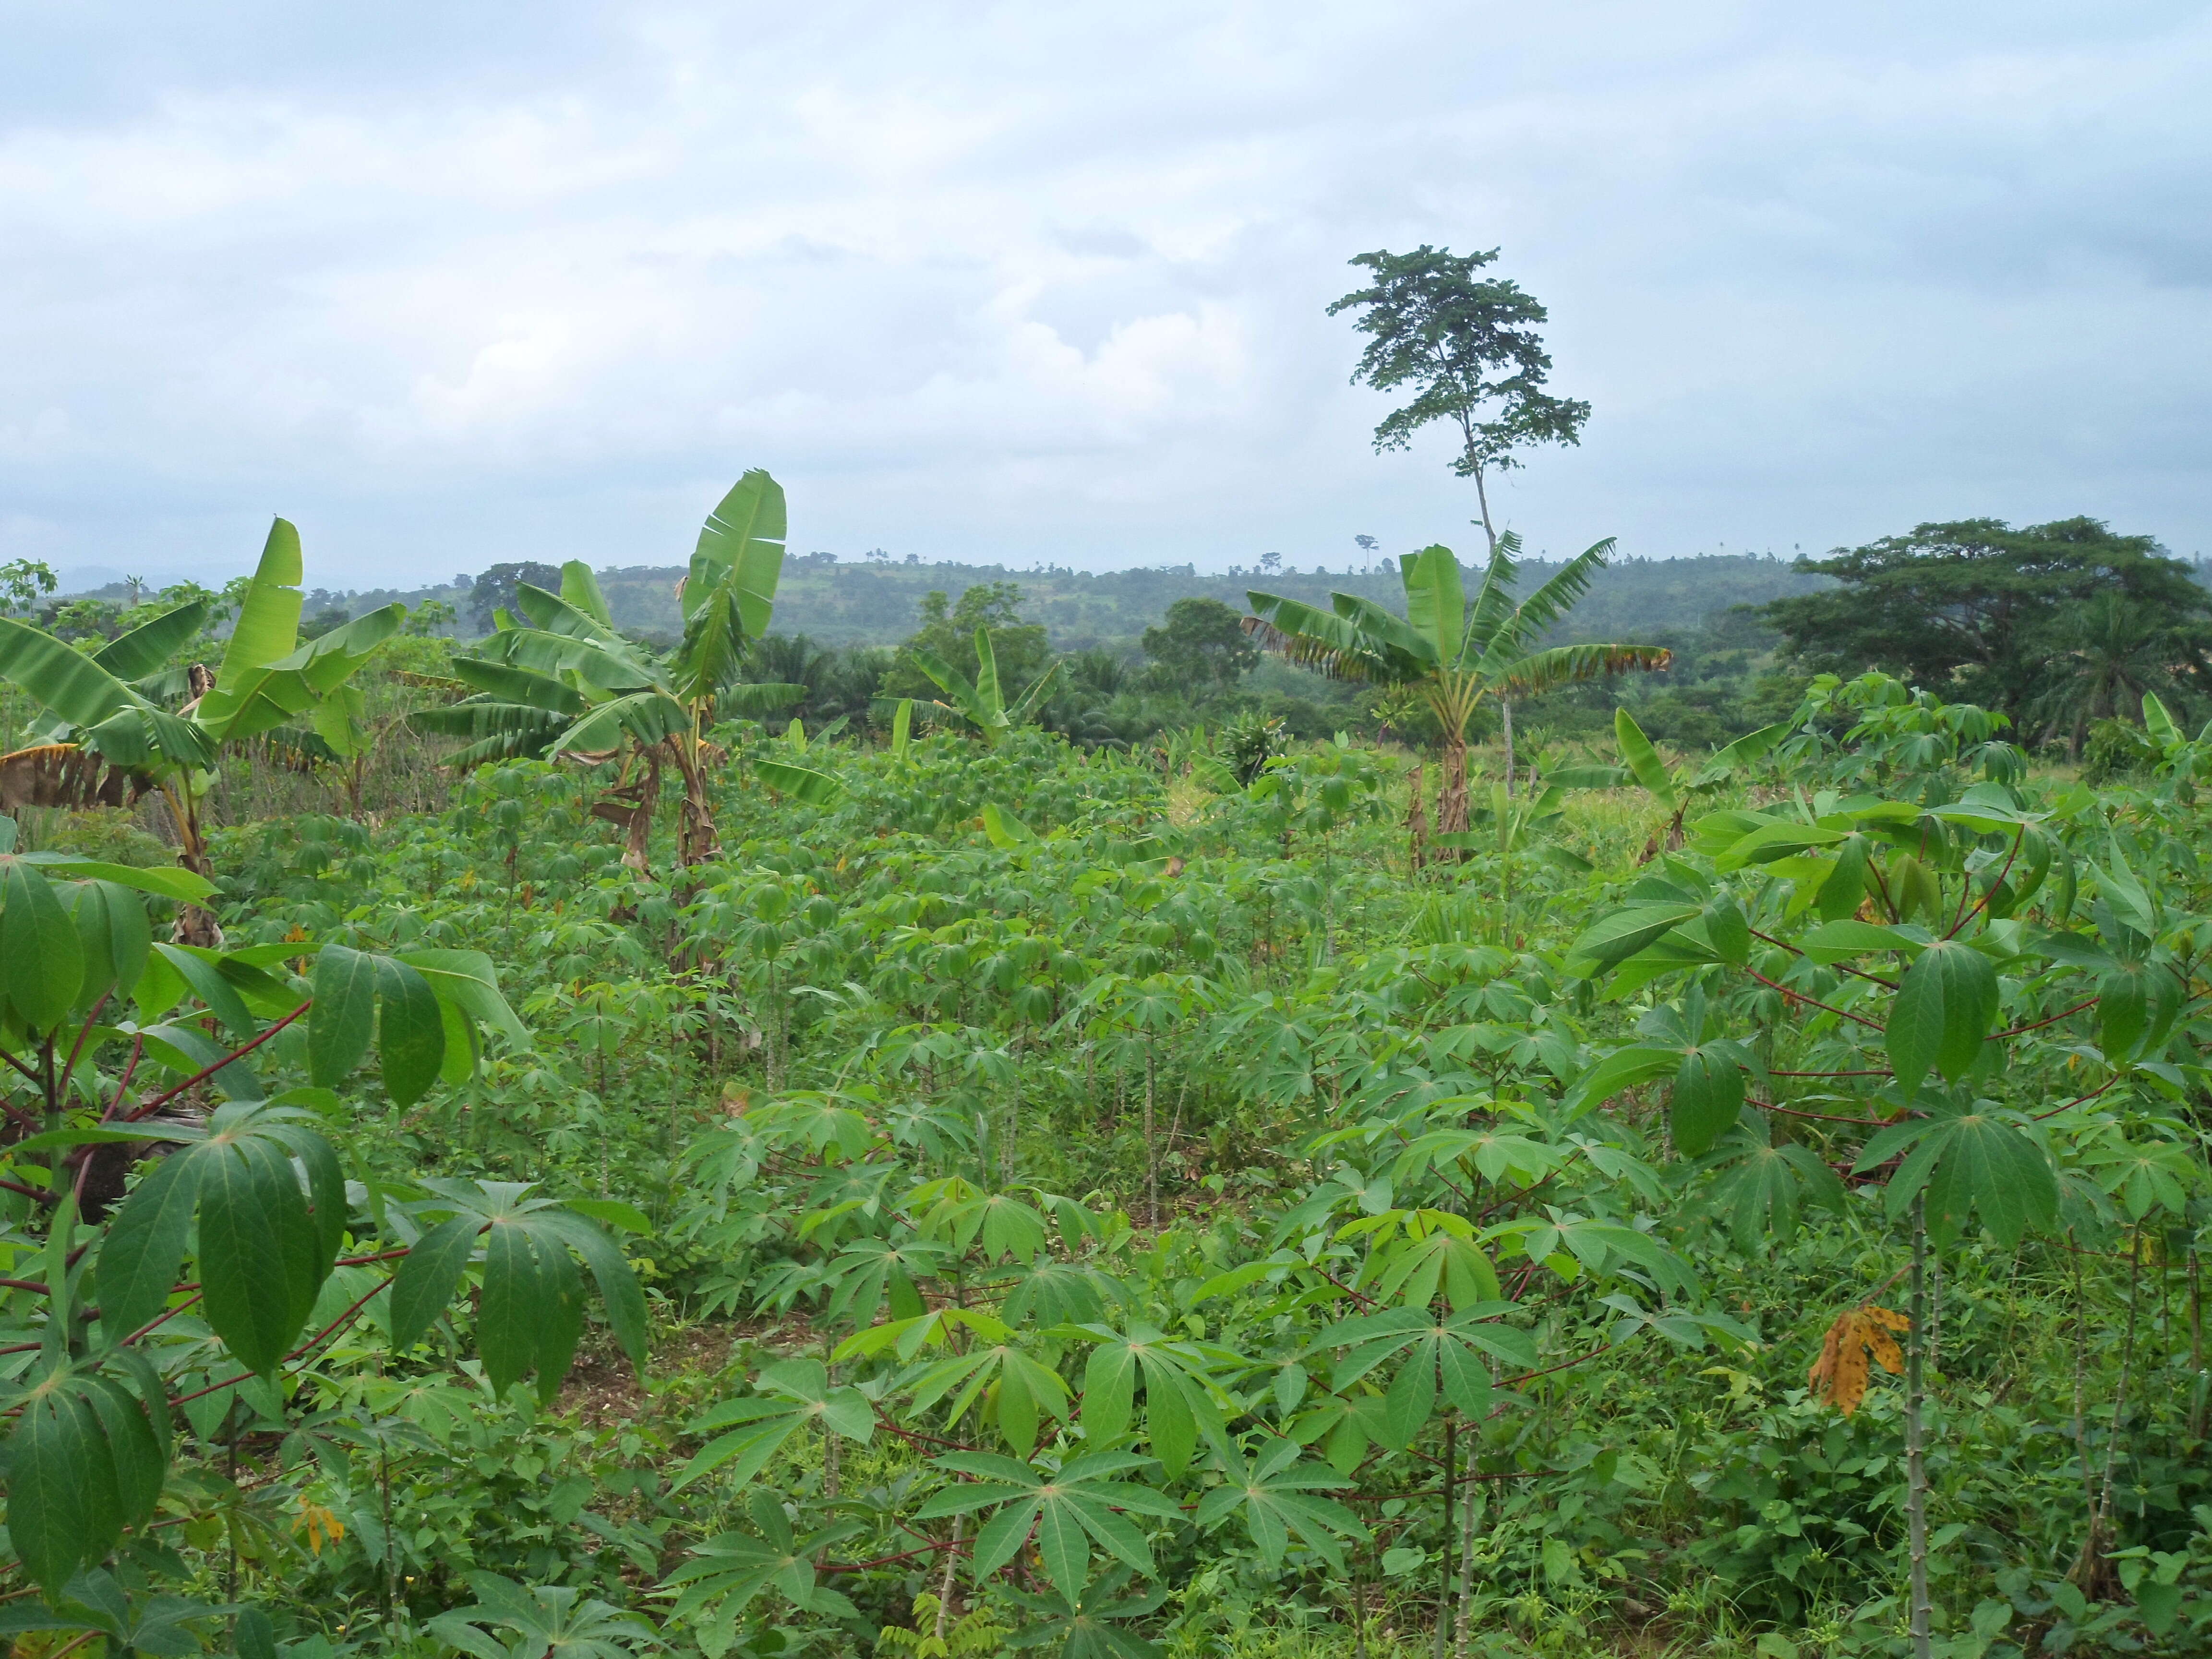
[592,551,1830,650]
[95,552,1828,651]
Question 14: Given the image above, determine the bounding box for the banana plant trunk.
[1435,729,1470,838]
[1425,674,1479,841]
[669,733,720,867]
[160,781,223,947]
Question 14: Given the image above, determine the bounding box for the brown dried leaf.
[0,743,145,812]
[1807,1304,1911,1416]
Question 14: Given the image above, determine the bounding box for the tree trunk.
[1469,464,1499,555]
[1906,1197,1932,1659]
[1501,697,1515,801]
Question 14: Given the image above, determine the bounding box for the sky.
[3,0,2210,592]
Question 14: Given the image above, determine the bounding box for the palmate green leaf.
[401,1179,649,1398]
[1886,938,1999,1095]
[1368,1216,1503,1311]
[1704,1132,1844,1247]
[661,1490,864,1622]
[673,1358,875,1492]
[433,1572,663,1659]
[905,1334,1074,1454]
[2080,1135,2200,1222]
[1309,1304,1533,1447]
[2097,959,2183,1063]
[387,1215,484,1351]
[1001,1565,1169,1659]
[917,1450,1182,1602]
[1063,1323,1228,1478]
[0,857,84,1031]
[1670,1042,1748,1156]
[60,886,149,1010]
[1191,1436,1365,1571]
[1860,1108,2057,1248]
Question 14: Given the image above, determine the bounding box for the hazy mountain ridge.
[61,552,1832,649]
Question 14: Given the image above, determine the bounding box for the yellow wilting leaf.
[1807,1305,1911,1416]
[295,1497,346,1557]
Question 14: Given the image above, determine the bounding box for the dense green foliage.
[1767,520,2211,748]
[6,491,2212,1659]
[3,637,2210,1657]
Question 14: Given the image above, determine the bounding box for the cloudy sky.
[3,0,2208,590]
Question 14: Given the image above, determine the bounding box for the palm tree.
[2032,591,2181,759]
[1245,533,1668,837]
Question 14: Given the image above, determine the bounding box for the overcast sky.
[4,1,2209,591]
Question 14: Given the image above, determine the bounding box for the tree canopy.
[1765,517,2211,723]
[1142,596,1256,692]
[1327,245,1589,546]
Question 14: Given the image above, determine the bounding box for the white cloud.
[2,0,2210,588]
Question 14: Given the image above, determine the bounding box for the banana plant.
[1245,532,1669,841]
[909,628,1063,747]
[0,519,401,903]
[1606,707,1790,854]
[414,471,831,868]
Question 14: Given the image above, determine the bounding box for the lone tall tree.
[1328,245,1588,554]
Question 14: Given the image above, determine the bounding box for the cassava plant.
[0,841,648,1647]
[1562,676,2209,1655]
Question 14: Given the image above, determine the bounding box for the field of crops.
[0,496,2208,1659]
